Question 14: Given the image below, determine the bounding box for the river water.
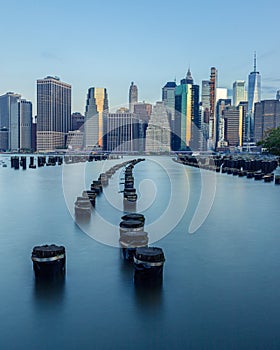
[0,155,279,350]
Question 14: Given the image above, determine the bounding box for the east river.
[0,155,279,349]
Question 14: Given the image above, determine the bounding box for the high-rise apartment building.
[37,76,71,151]
[254,100,280,143]
[233,80,246,107]
[247,53,261,141]
[84,87,108,149]
[129,82,138,112]
[71,112,85,132]
[145,102,171,153]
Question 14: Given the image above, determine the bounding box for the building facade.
[254,100,280,143]
[19,99,32,150]
[105,112,140,152]
[145,102,171,153]
[37,76,71,151]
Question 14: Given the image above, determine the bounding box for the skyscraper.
[276,90,280,100]
[129,82,138,112]
[233,80,246,107]
[175,69,199,150]
[145,102,171,153]
[84,87,108,149]
[19,99,32,150]
[0,92,21,150]
[254,100,280,143]
[162,81,177,150]
[37,76,71,151]
[105,112,140,152]
[247,53,261,141]
[209,67,217,149]
[133,102,152,151]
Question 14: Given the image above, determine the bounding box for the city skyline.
[0,0,279,114]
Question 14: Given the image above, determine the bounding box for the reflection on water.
[134,283,164,313]
[33,276,65,304]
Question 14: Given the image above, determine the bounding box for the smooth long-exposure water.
[0,155,279,350]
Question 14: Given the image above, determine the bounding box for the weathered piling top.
[121,213,145,223]
[32,244,65,258]
[135,247,165,263]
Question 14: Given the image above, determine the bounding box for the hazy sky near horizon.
[0,0,279,114]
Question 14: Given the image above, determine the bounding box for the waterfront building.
[32,120,37,151]
[66,130,84,150]
[145,102,171,153]
[129,82,138,113]
[84,87,108,150]
[247,53,261,141]
[36,76,71,151]
[0,127,8,150]
[223,105,244,148]
[254,100,280,143]
[104,112,140,152]
[19,99,32,150]
[233,80,247,107]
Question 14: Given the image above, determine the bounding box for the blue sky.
[0,0,279,114]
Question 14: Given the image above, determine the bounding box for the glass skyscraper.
[247,53,261,141]
[84,87,108,149]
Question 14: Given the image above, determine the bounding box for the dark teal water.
[0,155,280,350]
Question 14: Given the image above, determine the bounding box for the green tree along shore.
[257,127,280,156]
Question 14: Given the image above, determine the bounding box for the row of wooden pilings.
[32,158,165,287]
[176,155,280,184]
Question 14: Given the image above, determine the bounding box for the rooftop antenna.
[254,51,257,72]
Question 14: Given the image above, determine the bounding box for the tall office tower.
[71,112,85,132]
[133,102,152,151]
[19,100,32,150]
[175,69,199,150]
[216,99,231,146]
[201,80,210,123]
[209,67,218,149]
[105,112,140,152]
[254,100,280,143]
[233,81,246,107]
[276,90,280,100]
[247,53,261,141]
[162,81,177,149]
[0,92,21,151]
[145,102,171,153]
[223,106,242,147]
[129,82,138,112]
[37,76,71,151]
[238,101,248,147]
[190,84,202,151]
[84,87,108,149]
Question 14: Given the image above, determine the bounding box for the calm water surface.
[0,155,279,350]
